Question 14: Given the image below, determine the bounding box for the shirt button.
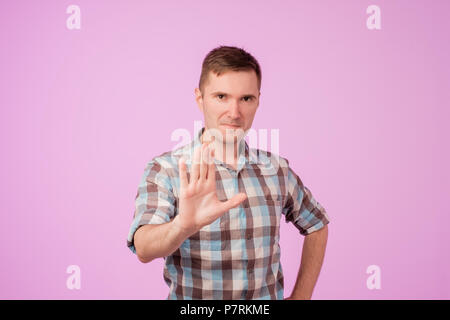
[246,234,251,240]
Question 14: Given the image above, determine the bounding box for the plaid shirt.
[127,127,330,300]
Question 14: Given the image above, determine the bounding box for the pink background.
[1,0,449,299]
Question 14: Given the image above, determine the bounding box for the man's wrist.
[289,289,312,300]
[172,215,198,238]
[287,293,311,300]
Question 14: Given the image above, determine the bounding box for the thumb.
[219,193,247,212]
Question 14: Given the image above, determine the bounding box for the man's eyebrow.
[210,91,257,98]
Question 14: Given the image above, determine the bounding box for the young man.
[127,46,330,300]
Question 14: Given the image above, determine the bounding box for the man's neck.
[200,132,241,170]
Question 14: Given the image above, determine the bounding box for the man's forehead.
[204,70,259,95]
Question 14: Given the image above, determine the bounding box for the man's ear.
[195,87,204,112]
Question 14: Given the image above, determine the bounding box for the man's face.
[195,69,260,144]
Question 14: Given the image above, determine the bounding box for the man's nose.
[227,100,241,119]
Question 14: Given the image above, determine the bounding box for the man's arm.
[133,215,196,263]
[287,224,328,300]
[133,144,247,263]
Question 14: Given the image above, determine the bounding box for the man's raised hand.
[174,143,247,234]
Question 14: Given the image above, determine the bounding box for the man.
[127,45,330,300]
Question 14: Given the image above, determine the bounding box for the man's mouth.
[221,124,240,129]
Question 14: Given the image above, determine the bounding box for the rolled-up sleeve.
[127,160,176,254]
[282,166,330,236]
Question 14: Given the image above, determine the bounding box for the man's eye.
[217,95,252,101]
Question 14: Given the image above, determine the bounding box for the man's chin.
[203,126,247,143]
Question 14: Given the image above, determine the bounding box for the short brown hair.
[198,45,262,93]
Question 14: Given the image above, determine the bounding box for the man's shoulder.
[145,142,192,173]
[247,147,290,173]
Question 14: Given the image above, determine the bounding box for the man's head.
[195,46,261,144]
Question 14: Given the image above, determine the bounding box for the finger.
[190,146,201,184]
[178,156,188,189]
[219,192,247,213]
[207,147,216,182]
[199,144,209,181]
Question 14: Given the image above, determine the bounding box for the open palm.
[175,143,247,233]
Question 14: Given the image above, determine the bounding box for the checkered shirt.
[127,127,330,299]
